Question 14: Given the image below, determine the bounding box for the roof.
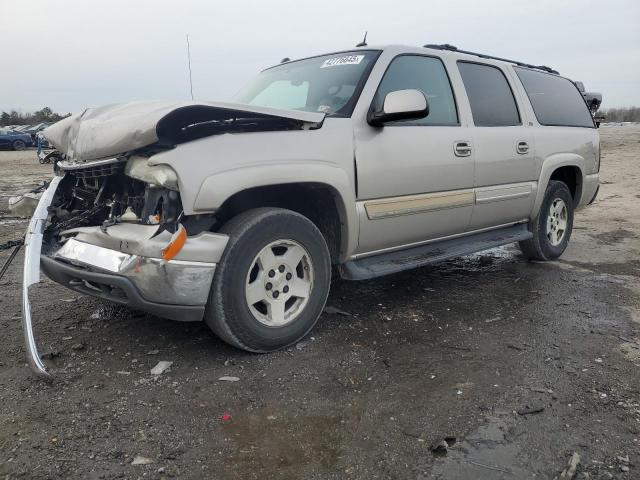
[269,44,559,77]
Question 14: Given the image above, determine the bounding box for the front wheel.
[12,140,26,151]
[519,180,574,261]
[204,208,331,352]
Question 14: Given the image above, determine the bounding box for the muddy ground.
[0,126,639,480]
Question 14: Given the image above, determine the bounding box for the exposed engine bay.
[43,156,185,254]
[36,100,325,254]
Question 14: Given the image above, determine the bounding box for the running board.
[340,224,532,280]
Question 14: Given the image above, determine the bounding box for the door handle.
[517,141,529,154]
[454,141,472,157]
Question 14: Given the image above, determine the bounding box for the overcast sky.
[3,0,639,114]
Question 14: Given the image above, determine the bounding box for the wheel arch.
[194,165,357,263]
[532,154,585,216]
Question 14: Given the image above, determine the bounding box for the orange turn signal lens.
[161,224,187,261]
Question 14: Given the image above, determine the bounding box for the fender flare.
[193,162,358,260]
[531,153,585,217]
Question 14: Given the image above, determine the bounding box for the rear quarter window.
[514,67,594,128]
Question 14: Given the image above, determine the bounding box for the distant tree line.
[0,107,71,127]
[596,106,640,123]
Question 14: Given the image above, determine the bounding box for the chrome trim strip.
[22,175,64,378]
[54,238,130,272]
[364,189,474,220]
[351,219,529,260]
[475,182,535,204]
[363,182,535,221]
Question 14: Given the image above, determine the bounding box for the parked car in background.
[0,128,33,150]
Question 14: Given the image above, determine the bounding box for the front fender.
[193,162,358,260]
[531,153,585,217]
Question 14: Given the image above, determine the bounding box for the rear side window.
[375,55,458,125]
[457,62,520,126]
[514,67,594,128]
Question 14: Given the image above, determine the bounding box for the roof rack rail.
[423,44,559,75]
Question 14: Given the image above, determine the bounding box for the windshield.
[235,50,380,117]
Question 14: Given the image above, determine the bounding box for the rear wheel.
[12,140,26,151]
[519,180,574,260]
[204,208,331,352]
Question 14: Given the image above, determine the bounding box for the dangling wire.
[0,241,23,281]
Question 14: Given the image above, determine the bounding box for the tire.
[12,140,26,151]
[519,180,574,261]
[205,207,331,352]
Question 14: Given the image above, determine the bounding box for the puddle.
[460,245,521,269]
[430,416,535,479]
[222,413,342,478]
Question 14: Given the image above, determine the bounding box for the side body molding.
[531,153,585,217]
[193,163,357,260]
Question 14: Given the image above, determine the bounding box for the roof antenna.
[186,34,194,100]
[356,31,368,47]
[280,57,291,63]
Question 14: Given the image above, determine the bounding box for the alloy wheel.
[245,239,314,327]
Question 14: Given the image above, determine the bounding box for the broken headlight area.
[44,156,183,249]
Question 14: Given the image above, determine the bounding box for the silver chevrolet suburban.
[22,44,600,375]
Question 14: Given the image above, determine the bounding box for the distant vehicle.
[0,128,33,150]
[22,123,50,139]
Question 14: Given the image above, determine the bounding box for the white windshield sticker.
[321,55,365,68]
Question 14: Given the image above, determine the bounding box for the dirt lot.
[1,126,639,480]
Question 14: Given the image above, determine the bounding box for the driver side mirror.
[367,89,429,127]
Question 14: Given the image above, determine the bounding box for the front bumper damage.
[21,175,228,377]
[42,239,216,320]
[22,176,64,377]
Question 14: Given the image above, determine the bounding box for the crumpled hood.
[42,100,325,161]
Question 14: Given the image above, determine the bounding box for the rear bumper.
[580,173,599,207]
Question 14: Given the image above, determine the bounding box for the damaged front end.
[22,100,324,376]
[23,155,228,377]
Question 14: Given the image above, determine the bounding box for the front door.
[353,54,475,255]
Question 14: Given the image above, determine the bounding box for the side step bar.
[339,224,532,280]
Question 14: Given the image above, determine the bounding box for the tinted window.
[375,55,458,125]
[458,62,520,126]
[515,67,594,128]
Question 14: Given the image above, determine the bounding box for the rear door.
[353,54,475,255]
[457,61,537,230]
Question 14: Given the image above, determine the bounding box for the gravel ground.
[0,126,639,479]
